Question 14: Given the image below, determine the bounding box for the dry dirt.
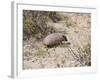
[23,12,91,69]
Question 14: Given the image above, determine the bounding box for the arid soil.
[23,12,91,69]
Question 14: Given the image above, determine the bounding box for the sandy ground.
[23,12,91,69]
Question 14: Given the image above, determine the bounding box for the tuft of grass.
[78,43,91,66]
[82,43,91,66]
[82,43,91,55]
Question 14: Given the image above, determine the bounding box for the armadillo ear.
[62,35,68,41]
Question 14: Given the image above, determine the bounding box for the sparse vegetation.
[23,10,91,69]
[82,43,91,66]
[23,10,61,40]
[77,43,91,66]
[82,43,91,55]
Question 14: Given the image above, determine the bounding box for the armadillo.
[43,33,68,47]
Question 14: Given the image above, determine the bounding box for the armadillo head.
[62,35,68,41]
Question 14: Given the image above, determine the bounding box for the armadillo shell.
[43,33,65,46]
